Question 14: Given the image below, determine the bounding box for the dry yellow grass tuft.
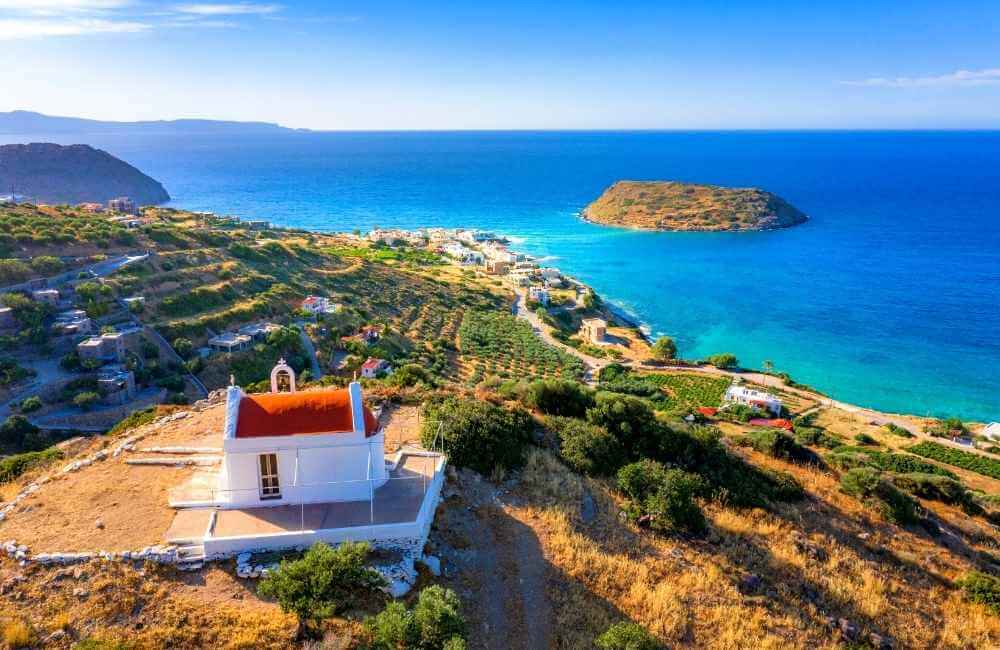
[1,619,33,649]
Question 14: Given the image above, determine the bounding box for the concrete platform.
[165,452,444,554]
[165,509,212,544]
[212,457,433,536]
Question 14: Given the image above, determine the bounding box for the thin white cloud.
[172,3,281,15]
[0,17,148,39]
[0,0,130,14]
[842,68,1000,88]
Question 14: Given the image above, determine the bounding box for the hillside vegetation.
[583,180,808,231]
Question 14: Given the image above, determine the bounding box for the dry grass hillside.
[1,398,999,648]
[583,180,808,231]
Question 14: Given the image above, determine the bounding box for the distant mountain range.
[0,110,304,135]
[0,143,170,205]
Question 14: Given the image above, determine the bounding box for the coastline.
[400,227,985,428]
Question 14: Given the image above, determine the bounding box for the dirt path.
[433,472,553,649]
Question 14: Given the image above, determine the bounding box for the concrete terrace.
[165,453,441,547]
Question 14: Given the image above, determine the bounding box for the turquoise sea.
[6,130,1000,421]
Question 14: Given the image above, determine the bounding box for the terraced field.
[458,310,586,384]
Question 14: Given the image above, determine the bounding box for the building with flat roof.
[97,366,137,405]
[580,318,607,344]
[208,332,252,354]
[724,384,783,416]
[301,296,341,316]
[107,197,137,215]
[238,322,282,341]
[31,289,60,305]
[528,286,550,306]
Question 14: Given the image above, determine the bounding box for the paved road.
[296,325,324,380]
[0,253,149,294]
[513,290,612,384]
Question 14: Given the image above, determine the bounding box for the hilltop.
[583,180,808,231]
[0,143,169,205]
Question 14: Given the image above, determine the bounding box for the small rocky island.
[582,180,807,232]
[0,142,169,205]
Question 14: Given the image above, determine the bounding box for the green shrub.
[595,621,661,650]
[644,469,707,534]
[0,448,62,483]
[741,428,813,462]
[793,426,842,449]
[617,459,670,502]
[956,571,1000,615]
[0,414,39,447]
[891,472,982,515]
[884,423,914,438]
[524,379,594,417]
[17,396,42,413]
[908,441,1000,480]
[827,446,958,479]
[547,416,625,476]
[705,353,738,369]
[386,364,437,388]
[853,433,878,445]
[840,468,919,525]
[420,397,534,475]
[587,392,661,459]
[618,461,706,534]
[107,407,157,437]
[72,391,101,410]
[257,542,385,626]
[366,585,467,649]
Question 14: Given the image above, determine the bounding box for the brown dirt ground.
[0,407,224,552]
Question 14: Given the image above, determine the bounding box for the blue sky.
[1,1,999,129]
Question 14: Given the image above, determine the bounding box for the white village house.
[360,357,392,379]
[723,383,783,416]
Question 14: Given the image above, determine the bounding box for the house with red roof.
[216,360,388,507]
[361,357,392,379]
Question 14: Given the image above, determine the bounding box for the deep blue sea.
[7,130,1000,421]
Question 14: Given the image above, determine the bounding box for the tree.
[72,391,101,411]
[643,469,707,534]
[257,542,385,628]
[705,353,738,369]
[0,415,39,448]
[172,337,194,359]
[420,397,534,475]
[18,396,42,413]
[649,337,677,362]
[587,392,662,459]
